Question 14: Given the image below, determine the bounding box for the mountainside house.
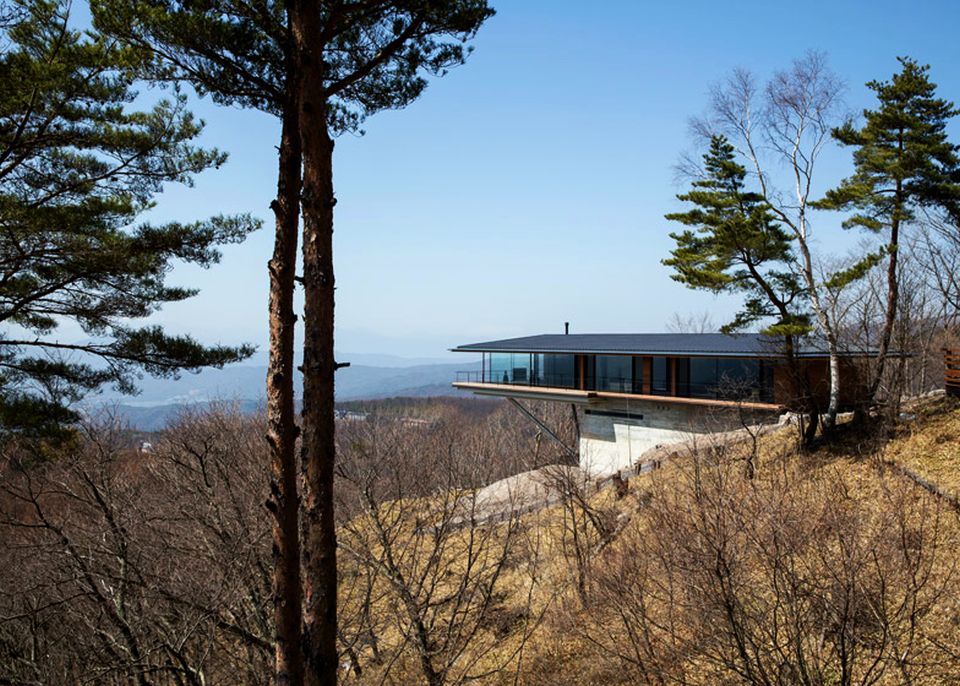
[452,333,869,475]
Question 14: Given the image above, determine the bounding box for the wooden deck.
[452,381,782,411]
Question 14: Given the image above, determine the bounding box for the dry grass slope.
[342,395,960,685]
[3,397,959,685]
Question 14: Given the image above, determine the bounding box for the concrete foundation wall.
[579,398,778,476]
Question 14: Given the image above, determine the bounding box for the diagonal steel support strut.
[507,397,579,460]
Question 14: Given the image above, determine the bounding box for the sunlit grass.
[337,397,960,684]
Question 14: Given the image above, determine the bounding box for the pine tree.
[817,57,960,407]
[694,54,850,432]
[0,0,257,445]
[92,2,493,683]
[92,3,309,678]
[664,135,819,442]
[664,136,809,338]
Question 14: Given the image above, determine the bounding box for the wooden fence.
[947,348,960,397]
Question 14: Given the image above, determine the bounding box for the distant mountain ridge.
[85,356,481,430]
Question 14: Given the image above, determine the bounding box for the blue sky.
[139,0,960,361]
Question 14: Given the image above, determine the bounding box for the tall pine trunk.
[266,81,305,684]
[866,181,903,410]
[293,2,339,681]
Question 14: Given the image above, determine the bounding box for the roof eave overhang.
[452,347,833,358]
[451,347,902,359]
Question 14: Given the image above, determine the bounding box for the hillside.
[4,395,960,685]
[333,394,960,685]
[516,395,960,685]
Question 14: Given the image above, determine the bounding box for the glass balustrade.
[461,353,775,403]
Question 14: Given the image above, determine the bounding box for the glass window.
[690,358,717,399]
[489,353,511,384]
[759,361,775,402]
[533,354,576,388]
[632,357,644,393]
[581,355,596,390]
[685,357,764,400]
[488,353,532,385]
[717,359,760,399]
[485,353,773,400]
[510,353,531,384]
[596,355,632,392]
[651,357,671,395]
[675,358,690,397]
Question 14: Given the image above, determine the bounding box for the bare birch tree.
[693,52,847,430]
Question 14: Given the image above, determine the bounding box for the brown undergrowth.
[2,398,960,684]
[506,399,960,685]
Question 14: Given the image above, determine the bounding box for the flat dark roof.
[452,333,836,358]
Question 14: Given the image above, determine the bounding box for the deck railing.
[455,370,583,390]
[947,348,960,397]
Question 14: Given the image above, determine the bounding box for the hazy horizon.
[112,0,960,361]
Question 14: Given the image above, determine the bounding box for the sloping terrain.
[883,395,960,500]
[334,395,960,685]
[6,396,958,685]
[511,395,960,686]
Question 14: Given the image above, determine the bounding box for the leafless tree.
[1,398,563,686]
[822,232,954,416]
[666,311,717,334]
[579,444,956,685]
[0,407,274,685]
[891,243,946,400]
[334,414,548,686]
[539,466,603,607]
[916,211,960,350]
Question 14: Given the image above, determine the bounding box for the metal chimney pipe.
[564,322,569,335]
